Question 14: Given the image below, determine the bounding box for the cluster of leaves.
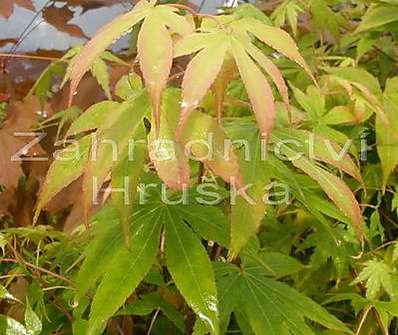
[2,0,398,334]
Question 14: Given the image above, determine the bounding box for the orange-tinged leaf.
[156,5,194,36]
[212,54,236,122]
[279,142,363,245]
[237,17,315,83]
[82,94,150,220]
[148,89,190,190]
[148,134,190,191]
[138,8,174,134]
[273,129,362,182]
[68,0,150,106]
[177,35,229,136]
[174,33,221,58]
[180,112,243,188]
[244,43,290,119]
[231,38,276,139]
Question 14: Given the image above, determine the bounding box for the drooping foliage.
[1,0,398,334]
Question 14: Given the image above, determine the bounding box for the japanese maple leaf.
[0,0,35,19]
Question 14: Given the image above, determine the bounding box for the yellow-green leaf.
[231,37,276,139]
[177,33,229,135]
[34,136,91,223]
[148,89,190,190]
[138,7,174,133]
[66,101,119,138]
[237,17,315,83]
[244,43,290,118]
[377,97,398,187]
[82,94,150,218]
[279,143,363,246]
[86,208,162,335]
[68,0,151,105]
[165,207,220,335]
[355,4,398,34]
[181,111,244,187]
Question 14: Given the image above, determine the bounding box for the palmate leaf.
[86,206,162,335]
[275,138,364,246]
[180,111,244,188]
[82,92,150,219]
[355,3,398,33]
[34,135,91,223]
[35,92,150,233]
[77,201,221,335]
[65,101,119,138]
[352,260,395,300]
[34,100,121,222]
[175,33,230,135]
[243,251,305,278]
[224,120,269,258]
[69,0,192,131]
[322,67,388,124]
[214,263,351,335]
[165,206,220,335]
[174,13,313,139]
[176,204,229,247]
[111,125,146,247]
[68,0,151,104]
[231,37,276,140]
[76,206,123,298]
[138,5,193,133]
[148,88,190,190]
[273,128,362,182]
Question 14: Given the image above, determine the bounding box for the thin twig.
[8,0,52,56]
[4,244,74,285]
[355,306,371,335]
[0,53,64,62]
[147,309,160,335]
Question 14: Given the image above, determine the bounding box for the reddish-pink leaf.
[238,17,316,83]
[245,43,290,120]
[137,10,173,134]
[231,38,276,140]
[82,96,148,222]
[280,144,363,246]
[148,89,190,190]
[177,34,229,137]
[180,112,244,188]
[148,134,190,190]
[212,54,236,122]
[68,0,150,106]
